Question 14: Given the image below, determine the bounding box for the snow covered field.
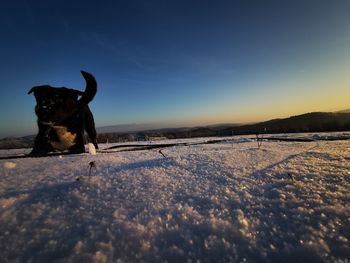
[0,134,349,262]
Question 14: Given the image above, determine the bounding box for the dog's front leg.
[68,134,85,154]
[30,123,54,156]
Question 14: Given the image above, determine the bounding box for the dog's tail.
[79,70,97,104]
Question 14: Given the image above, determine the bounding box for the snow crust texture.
[0,136,349,262]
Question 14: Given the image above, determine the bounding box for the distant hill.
[97,112,350,142]
[1,111,350,149]
[337,109,350,114]
[0,135,35,149]
[225,112,350,135]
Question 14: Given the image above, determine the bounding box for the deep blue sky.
[1,0,350,137]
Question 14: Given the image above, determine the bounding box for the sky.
[1,0,350,138]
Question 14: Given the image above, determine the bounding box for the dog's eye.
[55,98,64,104]
[54,95,64,103]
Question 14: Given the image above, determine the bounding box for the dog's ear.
[28,87,37,95]
[28,85,49,95]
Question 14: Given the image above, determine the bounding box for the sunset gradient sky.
[1,0,350,137]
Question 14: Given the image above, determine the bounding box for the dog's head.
[28,86,83,124]
[28,71,97,126]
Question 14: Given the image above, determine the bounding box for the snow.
[0,134,349,262]
[3,161,17,169]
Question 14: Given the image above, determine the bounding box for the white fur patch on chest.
[50,126,76,151]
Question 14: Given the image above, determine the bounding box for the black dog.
[28,71,98,156]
